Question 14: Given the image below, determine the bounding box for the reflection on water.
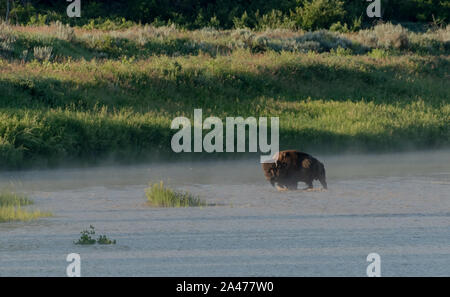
[0,150,449,276]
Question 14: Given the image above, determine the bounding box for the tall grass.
[146,181,206,207]
[0,22,448,62]
[0,191,33,207]
[0,206,51,222]
[0,191,52,222]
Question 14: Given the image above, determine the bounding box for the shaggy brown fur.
[262,150,327,191]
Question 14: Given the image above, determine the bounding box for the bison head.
[262,162,279,187]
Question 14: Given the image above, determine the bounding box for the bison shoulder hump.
[301,158,311,168]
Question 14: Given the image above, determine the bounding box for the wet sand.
[0,150,449,276]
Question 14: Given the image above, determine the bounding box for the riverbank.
[0,23,449,169]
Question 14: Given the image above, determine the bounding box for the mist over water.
[0,150,449,276]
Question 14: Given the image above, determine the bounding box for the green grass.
[146,181,206,207]
[0,191,52,222]
[0,24,449,169]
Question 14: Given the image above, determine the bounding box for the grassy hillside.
[0,22,449,169]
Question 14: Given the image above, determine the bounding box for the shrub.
[0,38,14,54]
[33,46,53,61]
[27,12,61,26]
[408,25,450,54]
[329,21,349,33]
[231,28,256,50]
[0,23,16,57]
[358,23,409,50]
[198,27,221,38]
[82,17,135,30]
[295,30,353,52]
[233,11,252,29]
[21,49,29,61]
[256,9,295,30]
[136,24,178,40]
[292,0,346,30]
[350,16,362,32]
[54,21,75,42]
[231,29,356,53]
[373,23,409,49]
[291,40,322,52]
[330,45,353,56]
[368,48,389,59]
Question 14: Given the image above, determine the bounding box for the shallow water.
[0,150,449,276]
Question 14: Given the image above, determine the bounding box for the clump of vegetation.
[357,23,409,50]
[33,46,53,61]
[295,30,355,51]
[0,206,50,222]
[0,191,51,222]
[0,23,16,57]
[74,225,116,245]
[291,0,346,31]
[230,28,358,53]
[146,181,206,207]
[74,225,97,245]
[329,21,350,33]
[0,191,32,207]
[54,21,76,42]
[368,48,389,59]
[330,45,353,56]
[97,235,117,245]
[408,25,450,54]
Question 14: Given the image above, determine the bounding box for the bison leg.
[276,184,289,192]
[286,181,298,190]
[302,180,314,190]
[269,179,276,187]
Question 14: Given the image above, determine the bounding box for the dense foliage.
[1,0,449,30]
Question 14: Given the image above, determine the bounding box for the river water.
[0,150,449,276]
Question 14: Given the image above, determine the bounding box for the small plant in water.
[74,225,117,245]
[146,181,206,207]
[75,225,97,245]
[97,235,117,245]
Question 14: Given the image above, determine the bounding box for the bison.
[262,150,327,191]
